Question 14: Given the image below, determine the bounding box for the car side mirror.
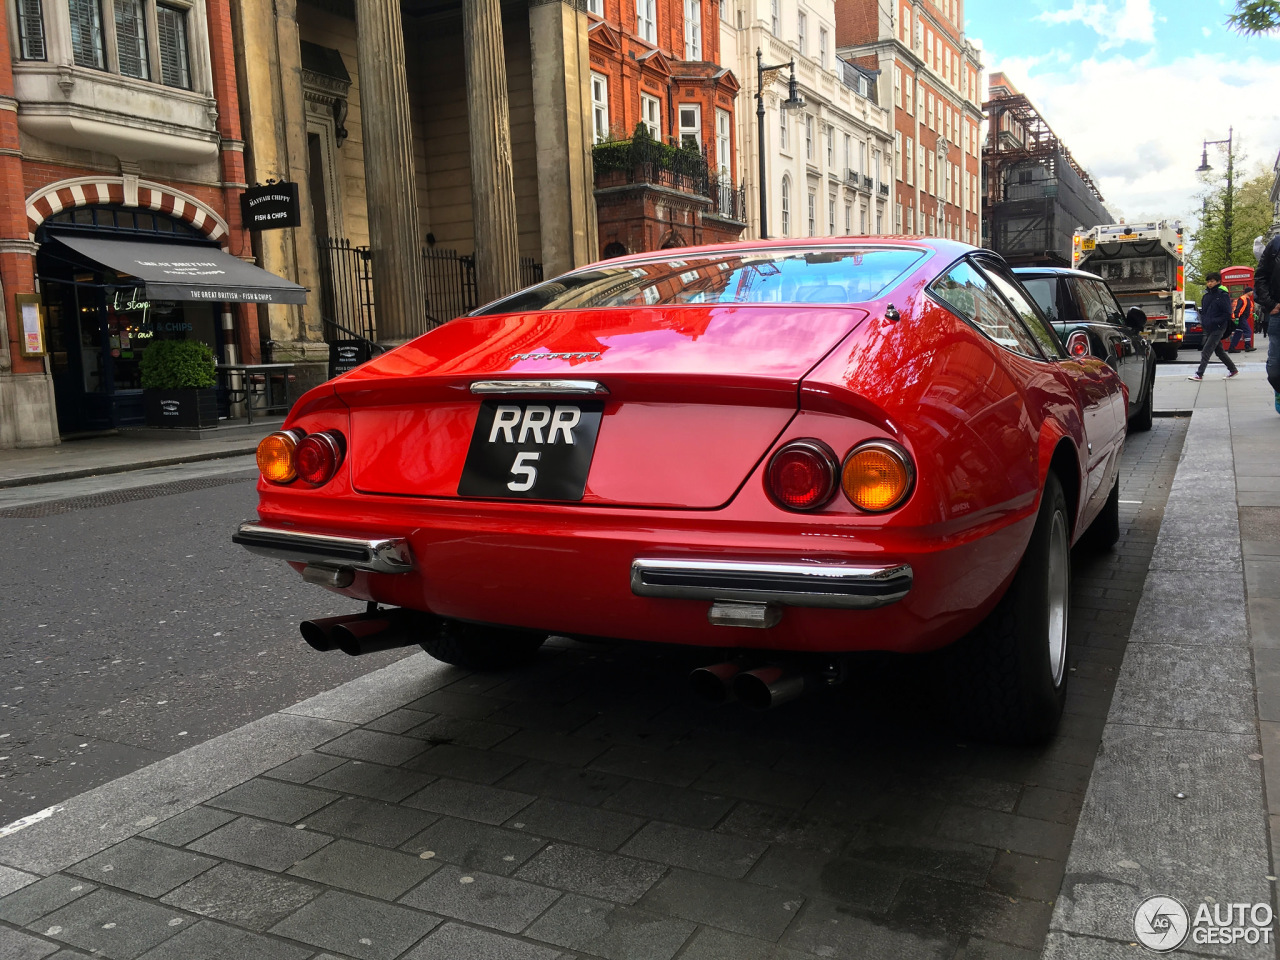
[1125,307,1147,331]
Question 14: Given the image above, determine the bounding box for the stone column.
[356,0,428,340]
[529,0,598,277]
[463,0,520,304]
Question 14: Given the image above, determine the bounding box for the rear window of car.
[1019,277,1059,321]
[471,247,927,314]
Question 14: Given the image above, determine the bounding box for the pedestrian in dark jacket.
[1255,235,1280,412]
[1190,271,1240,381]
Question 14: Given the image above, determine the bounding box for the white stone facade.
[719,0,893,240]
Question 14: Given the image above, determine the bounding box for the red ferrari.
[235,239,1127,743]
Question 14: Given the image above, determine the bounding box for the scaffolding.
[982,91,1111,266]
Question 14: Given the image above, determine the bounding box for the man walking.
[1255,235,1280,412]
[1229,285,1257,352]
[1189,271,1240,381]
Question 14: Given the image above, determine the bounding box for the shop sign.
[15,293,46,358]
[241,182,301,231]
[329,340,371,379]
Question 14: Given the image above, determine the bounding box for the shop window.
[17,0,47,59]
[69,0,106,69]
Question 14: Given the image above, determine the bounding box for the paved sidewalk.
[1046,363,1279,958]
[0,423,277,489]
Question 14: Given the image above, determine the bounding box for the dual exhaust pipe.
[300,608,434,657]
[689,661,830,710]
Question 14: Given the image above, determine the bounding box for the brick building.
[835,0,983,244]
[0,0,297,444]
[587,0,747,254]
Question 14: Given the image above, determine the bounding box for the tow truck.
[1072,220,1185,362]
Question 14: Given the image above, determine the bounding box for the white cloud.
[1202,26,1212,37]
[1037,0,1156,49]
[986,51,1280,224]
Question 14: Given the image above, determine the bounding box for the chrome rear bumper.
[233,521,414,573]
[630,558,912,609]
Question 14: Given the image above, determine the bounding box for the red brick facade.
[587,0,744,256]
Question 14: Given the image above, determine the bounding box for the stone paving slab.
[0,423,1192,959]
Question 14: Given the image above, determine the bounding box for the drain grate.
[0,474,256,518]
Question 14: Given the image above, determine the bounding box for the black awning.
[55,235,307,305]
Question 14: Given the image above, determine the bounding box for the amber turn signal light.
[257,431,300,484]
[842,441,914,512]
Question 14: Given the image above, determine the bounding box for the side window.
[1019,277,1057,321]
[1091,281,1126,325]
[929,260,1042,358]
[1072,279,1111,325]
[982,264,1065,359]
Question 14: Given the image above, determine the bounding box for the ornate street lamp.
[756,50,805,240]
[1198,127,1234,263]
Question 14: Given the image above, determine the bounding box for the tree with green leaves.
[1228,0,1280,33]
[1187,150,1274,292]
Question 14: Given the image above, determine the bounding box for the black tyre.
[421,619,547,671]
[1129,368,1154,433]
[1081,474,1120,552]
[945,474,1071,745]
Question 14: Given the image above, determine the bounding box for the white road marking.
[0,805,62,838]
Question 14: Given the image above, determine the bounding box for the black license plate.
[458,400,604,500]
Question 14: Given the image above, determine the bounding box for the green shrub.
[140,339,217,389]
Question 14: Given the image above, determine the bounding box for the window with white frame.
[927,151,934,196]
[907,204,914,234]
[590,72,609,143]
[781,175,791,234]
[17,0,47,58]
[587,0,602,14]
[826,125,833,166]
[771,0,779,34]
[828,196,835,235]
[678,103,700,148]
[927,92,933,129]
[807,189,816,236]
[779,108,788,150]
[905,76,913,115]
[866,205,873,234]
[819,26,827,67]
[684,0,701,59]
[636,0,655,43]
[901,7,910,43]
[797,11,806,54]
[894,132,901,179]
[874,148,881,185]
[716,108,731,177]
[843,134,852,173]
[917,147,924,189]
[640,93,661,138]
[720,0,730,23]
[893,66,902,108]
[876,208,883,233]
[845,202,851,233]
[905,137,913,185]
[804,114,813,160]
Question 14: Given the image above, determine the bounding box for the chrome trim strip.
[470,380,609,396]
[630,558,913,609]
[233,522,414,573]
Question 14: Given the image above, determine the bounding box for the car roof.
[1010,266,1102,281]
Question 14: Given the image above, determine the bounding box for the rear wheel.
[421,619,547,671]
[945,474,1071,744]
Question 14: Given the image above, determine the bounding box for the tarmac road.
[0,462,413,820]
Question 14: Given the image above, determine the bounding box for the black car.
[1013,267,1156,432]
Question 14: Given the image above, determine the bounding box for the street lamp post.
[1197,127,1234,263]
[756,49,804,240]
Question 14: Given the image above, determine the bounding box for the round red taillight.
[1066,331,1091,358]
[295,431,345,486]
[766,440,839,511]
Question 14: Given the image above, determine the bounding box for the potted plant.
[140,339,219,428]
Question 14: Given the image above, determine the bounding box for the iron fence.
[317,237,376,344]
[711,178,748,223]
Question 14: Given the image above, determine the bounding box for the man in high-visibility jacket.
[1229,286,1257,352]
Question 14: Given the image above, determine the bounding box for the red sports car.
[235,239,1127,743]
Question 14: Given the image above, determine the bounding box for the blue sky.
[965,0,1280,226]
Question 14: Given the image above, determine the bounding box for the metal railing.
[712,178,748,223]
[317,237,376,343]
